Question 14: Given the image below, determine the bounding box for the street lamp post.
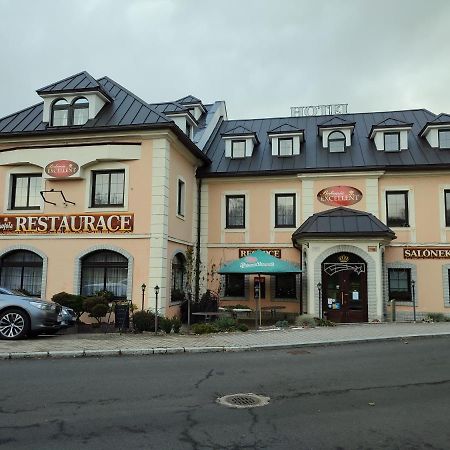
[141,283,146,311]
[317,282,322,319]
[411,279,416,322]
[154,285,160,335]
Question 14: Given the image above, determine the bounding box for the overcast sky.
[1,0,450,120]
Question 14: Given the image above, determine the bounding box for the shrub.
[191,323,218,334]
[160,317,173,334]
[180,289,219,323]
[426,313,446,322]
[237,323,249,332]
[133,311,156,332]
[314,317,336,327]
[52,291,85,321]
[214,317,238,332]
[83,296,109,324]
[171,316,182,333]
[171,289,186,303]
[275,320,289,328]
[295,314,316,328]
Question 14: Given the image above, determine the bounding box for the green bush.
[295,314,316,328]
[426,313,446,322]
[191,323,218,334]
[171,289,186,303]
[213,317,238,332]
[160,317,173,333]
[83,296,109,324]
[275,320,289,328]
[314,317,336,327]
[171,316,182,333]
[52,291,85,321]
[133,311,156,332]
[237,323,249,332]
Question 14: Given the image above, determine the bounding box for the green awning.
[218,250,302,275]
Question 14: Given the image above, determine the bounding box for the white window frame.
[231,140,246,159]
[222,191,249,233]
[381,186,415,232]
[4,167,44,213]
[85,162,129,212]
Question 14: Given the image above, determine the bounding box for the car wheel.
[0,308,30,340]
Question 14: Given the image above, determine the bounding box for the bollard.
[390,299,396,322]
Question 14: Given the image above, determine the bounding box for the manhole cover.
[216,393,270,409]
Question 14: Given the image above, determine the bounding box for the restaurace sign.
[0,214,134,234]
[239,248,281,258]
[317,186,363,207]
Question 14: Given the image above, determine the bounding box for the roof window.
[222,126,259,158]
[328,131,346,153]
[51,97,89,127]
[267,124,303,157]
[369,118,412,151]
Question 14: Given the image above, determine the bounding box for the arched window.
[171,253,186,295]
[51,99,70,126]
[71,97,89,125]
[328,131,346,153]
[80,250,128,299]
[0,250,43,296]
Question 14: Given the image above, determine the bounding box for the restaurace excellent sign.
[317,186,363,207]
[0,214,134,234]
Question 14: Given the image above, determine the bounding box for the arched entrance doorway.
[321,252,368,323]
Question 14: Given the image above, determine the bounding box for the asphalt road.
[1,337,449,450]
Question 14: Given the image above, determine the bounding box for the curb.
[1,332,449,360]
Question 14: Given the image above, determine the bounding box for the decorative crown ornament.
[338,254,349,263]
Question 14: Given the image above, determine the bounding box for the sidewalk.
[1,322,450,360]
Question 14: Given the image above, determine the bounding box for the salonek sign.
[0,214,134,234]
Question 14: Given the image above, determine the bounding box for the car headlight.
[30,301,54,311]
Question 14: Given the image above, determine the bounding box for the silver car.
[0,287,62,340]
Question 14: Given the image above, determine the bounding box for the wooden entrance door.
[321,253,368,323]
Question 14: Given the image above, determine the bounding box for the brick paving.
[1,322,449,359]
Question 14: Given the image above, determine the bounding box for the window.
[275,274,297,299]
[171,253,186,298]
[10,174,41,210]
[91,170,125,207]
[226,195,245,228]
[445,190,450,227]
[328,131,346,152]
[72,97,89,125]
[186,122,192,139]
[438,130,450,149]
[80,250,128,299]
[177,179,185,217]
[384,132,400,152]
[386,191,409,227]
[224,274,245,297]
[388,268,411,302]
[231,140,246,158]
[275,194,296,228]
[0,250,43,296]
[51,97,89,126]
[278,138,293,156]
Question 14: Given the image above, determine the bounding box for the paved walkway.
[1,322,450,359]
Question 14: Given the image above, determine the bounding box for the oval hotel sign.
[45,160,79,178]
[317,185,363,207]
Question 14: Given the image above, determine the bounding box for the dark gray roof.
[0,74,210,163]
[199,108,450,177]
[36,71,109,97]
[318,116,355,129]
[268,123,303,134]
[176,95,202,105]
[222,125,255,136]
[292,207,396,240]
[419,113,450,136]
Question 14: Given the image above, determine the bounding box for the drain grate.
[216,393,270,409]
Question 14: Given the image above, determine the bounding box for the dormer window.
[51,99,69,126]
[384,132,400,152]
[438,130,450,149]
[72,97,89,125]
[51,97,89,127]
[328,131,346,152]
[278,138,293,156]
[231,140,246,158]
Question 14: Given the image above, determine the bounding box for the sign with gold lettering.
[0,214,134,234]
[239,248,281,259]
[317,186,363,207]
[45,160,79,178]
[404,247,450,259]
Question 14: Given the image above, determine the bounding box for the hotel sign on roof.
[291,104,348,117]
